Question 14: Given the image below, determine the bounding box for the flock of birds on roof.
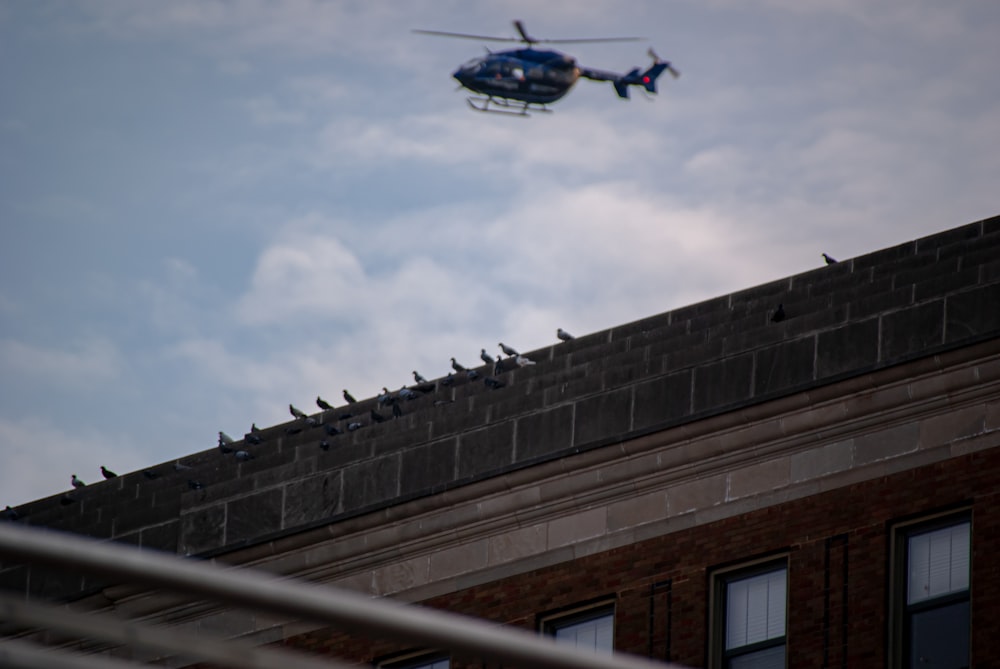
[2,254,844,522]
[2,329,584,520]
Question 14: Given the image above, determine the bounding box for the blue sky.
[1,1,998,507]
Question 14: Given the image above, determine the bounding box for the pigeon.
[218,431,235,453]
[377,387,393,405]
[493,355,504,376]
[250,423,261,433]
[60,494,76,506]
[450,357,467,373]
[284,425,303,435]
[440,373,456,387]
[343,389,357,404]
[316,396,334,411]
[557,328,575,342]
[235,450,254,461]
[187,479,204,490]
[484,376,506,390]
[305,415,320,427]
[370,408,386,423]
[480,349,493,365]
[771,304,786,323]
[822,253,838,265]
[338,412,354,421]
[3,506,19,521]
[325,424,342,436]
[413,370,428,384]
[515,354,536,367]
[71,474,85,489]
[498,342,519,357]
[142,469,160,480]
[319,440,331,451]
[173,462,193,472]
[413,381,436,394]
[467,369,481,380]
[245,432,263,445]
[392,402,403,418]
[347,421,363,431]
[100,466,118,479]
[398,386,418,401]
[290,404,307,420]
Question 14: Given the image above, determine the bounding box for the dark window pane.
[729,644,785,669]
[909,600,969,669]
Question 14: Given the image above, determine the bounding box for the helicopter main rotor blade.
[412,29,520,43]
[536,36,645,44]
[513,20,535,44]
[513,19,643,44]
[415,21,644,46]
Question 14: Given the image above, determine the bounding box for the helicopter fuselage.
[452,48,579,104]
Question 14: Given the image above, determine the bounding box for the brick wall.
[282,447,1000,667]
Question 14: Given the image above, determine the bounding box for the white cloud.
[233,229,366,325]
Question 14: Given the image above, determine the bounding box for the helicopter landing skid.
[466,96,552,116]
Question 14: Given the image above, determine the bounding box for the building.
[2,214,999,668]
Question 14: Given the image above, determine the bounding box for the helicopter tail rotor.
[648,48,680,78]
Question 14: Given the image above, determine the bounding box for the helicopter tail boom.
[580,51,679,99]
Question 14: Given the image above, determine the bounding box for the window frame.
[708,555,789,669]
[888,509,972,669]
[377,650,450,669]
[539,599,616,654]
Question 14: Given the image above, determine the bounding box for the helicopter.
[414,20,679,116]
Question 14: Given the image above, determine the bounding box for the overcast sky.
[1,1,998,507]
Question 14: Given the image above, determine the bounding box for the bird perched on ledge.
[770,304,786,323]
[557,328,575,341]
[343,389,357,404]
[100,466,118,479]
[316,396,334,411]
[218,431,235,454]
[289,404,307,420]
[71,474,85,489]
[822,253,838,265]
[451,357,467,373]
[498,342,518,356]
[480,348,493,365]
[413,370,428,384]
[515,354,536,367]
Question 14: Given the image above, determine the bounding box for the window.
[711,560,787,669]
[379,652,449,669]
[542,602,615,654]
[891,513,971,669]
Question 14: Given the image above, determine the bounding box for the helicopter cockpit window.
[460,57,487,73]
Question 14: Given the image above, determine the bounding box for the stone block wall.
[2,214,999,602]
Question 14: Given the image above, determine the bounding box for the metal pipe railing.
[0,593,353,669]
[0,523,689,669]
[0,637,154,669]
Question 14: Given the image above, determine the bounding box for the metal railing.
[0,523,689,669]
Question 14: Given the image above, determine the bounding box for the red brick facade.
[285,448,999,667]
